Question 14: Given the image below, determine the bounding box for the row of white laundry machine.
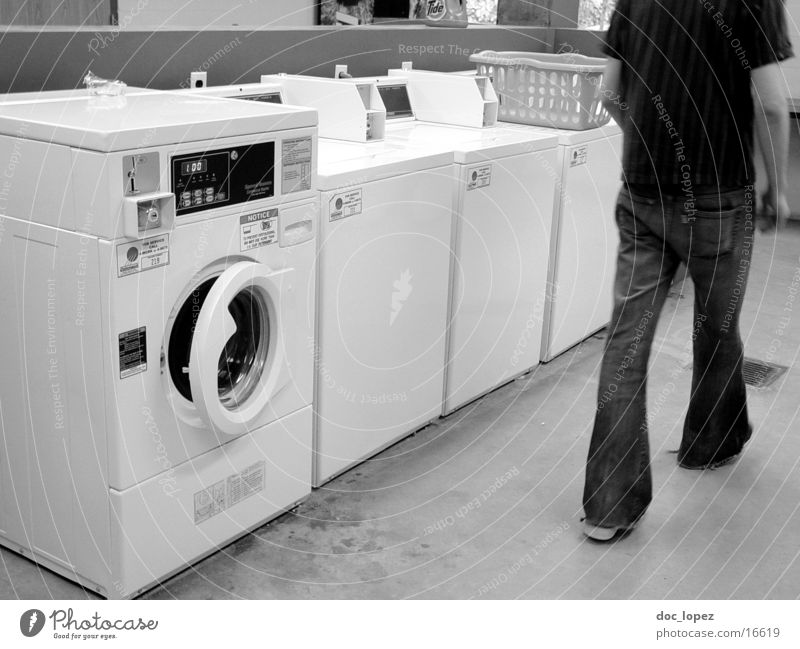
[0,68,620,597]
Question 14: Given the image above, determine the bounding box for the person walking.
[583,0,793,541]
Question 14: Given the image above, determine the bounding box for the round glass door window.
[168,276,270,410]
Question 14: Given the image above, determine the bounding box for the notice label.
[329,189,362,222]
[467,164,492,190]
[240,209,278,251]
[282,137,313,193]
[116,234,170,277]
[227,462,266,508]
[194,462,266,525]
[118,327,146,379]
[194,479,226,525]
[570,145,588,167]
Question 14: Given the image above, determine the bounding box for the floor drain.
[742,358,788,388]
[683,357,788,388]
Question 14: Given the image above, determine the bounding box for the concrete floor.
[3,222,800,600]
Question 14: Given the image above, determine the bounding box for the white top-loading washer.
[364,77,559,415]
[500,121,623,362]
[314,138,453,486]
[426,68,624,362]
[0,93,319,597]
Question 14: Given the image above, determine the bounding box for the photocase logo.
[390,269,413,326]
[20,609,45,637]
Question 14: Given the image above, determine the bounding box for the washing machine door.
[188,260,294,436]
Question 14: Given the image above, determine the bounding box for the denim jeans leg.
[583,190,680,528]
[677,190,754,467]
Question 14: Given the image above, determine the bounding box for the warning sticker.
[194,479,226,525]
[467,164,492,191]
[194,462,266,525]
[240,209,278,251]
[282,137,313,194]
[329,189,362,222]
[118,327,146,379]
[227,462,265,508]
[116,234,170,278]
[570,145,588,167]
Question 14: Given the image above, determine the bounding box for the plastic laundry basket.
[469,51,611,130]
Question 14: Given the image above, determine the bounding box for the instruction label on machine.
[569,145,588,167]
[194,461,265,525]
[282,137,313,193]
[329,189,362,221]
[467,164,492,190]
[118,326,147,379]
[240,209,278,251]
[116,234,170,277]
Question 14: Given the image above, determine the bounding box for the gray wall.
[552,28,606,57]
[0,26,554,93]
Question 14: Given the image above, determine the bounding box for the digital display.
[378,85,414,119]
[181,159,207,176]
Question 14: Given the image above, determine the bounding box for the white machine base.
[0,406,312,599]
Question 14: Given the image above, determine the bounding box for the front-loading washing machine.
[0,91,318,597]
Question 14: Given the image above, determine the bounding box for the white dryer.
[0,92,318,597]
[314,140,453,486]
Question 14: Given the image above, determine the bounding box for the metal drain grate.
[742,358,788,388]
[682,357,788,388]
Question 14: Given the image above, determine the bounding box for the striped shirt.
[604,0,793,187]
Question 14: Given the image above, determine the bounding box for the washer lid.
[317,138,452,189]
[503,120,623,145]
[385,121,559,164]
[0,87,157,104]
[0,92,317,152]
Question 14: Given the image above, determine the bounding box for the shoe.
[678,450,742,470]
[678,454,739,470]
[678,428,752,470]
[583,521,635,542]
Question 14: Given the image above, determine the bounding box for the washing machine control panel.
[171,141,276,216]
